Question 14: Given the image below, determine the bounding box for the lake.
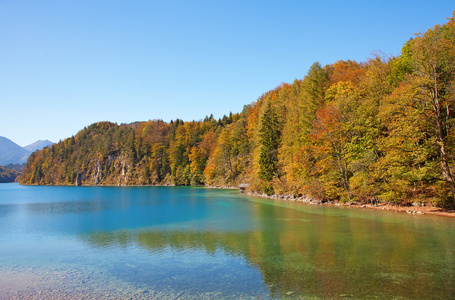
[1,183,454,299]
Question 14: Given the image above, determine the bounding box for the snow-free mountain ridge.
[24,140,53,153]
[0,136,53,165]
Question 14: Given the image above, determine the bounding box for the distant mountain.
[0,137,53,165]
[24,140,53,152]
[0,137,30,165]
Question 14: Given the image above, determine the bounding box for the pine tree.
[258,103,281,195]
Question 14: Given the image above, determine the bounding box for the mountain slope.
[24,140,53,152]
[0,165,21,183]
[0,136,30,165]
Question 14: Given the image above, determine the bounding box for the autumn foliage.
[21,11,455,207]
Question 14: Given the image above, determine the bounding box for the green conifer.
[258,103,281,195]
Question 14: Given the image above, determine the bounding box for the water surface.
[1,183,454,299]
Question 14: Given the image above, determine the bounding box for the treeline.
[0,165,21,183]
[21,12,455,206]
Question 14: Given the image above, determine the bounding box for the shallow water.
[1,183,455,299]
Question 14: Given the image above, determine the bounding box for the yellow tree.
[398,14,455,205]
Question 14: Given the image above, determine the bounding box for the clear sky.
[1,0,454,146]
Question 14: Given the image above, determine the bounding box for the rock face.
[75,172,87,186]
[119,156,129,185]
[75,173,82,186]
[72,153,132,186]
[92,161,103,185]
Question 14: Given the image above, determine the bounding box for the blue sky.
[1,1,454,146]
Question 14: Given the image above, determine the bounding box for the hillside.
[0,166,21,183]
[21,12,455,207]
[0,137,30,165]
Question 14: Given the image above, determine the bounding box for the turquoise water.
[1,183,455,299]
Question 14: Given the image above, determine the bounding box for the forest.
[21,12,455,207]
[0,165,21,183]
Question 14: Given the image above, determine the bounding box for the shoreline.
[241,190,455,218]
